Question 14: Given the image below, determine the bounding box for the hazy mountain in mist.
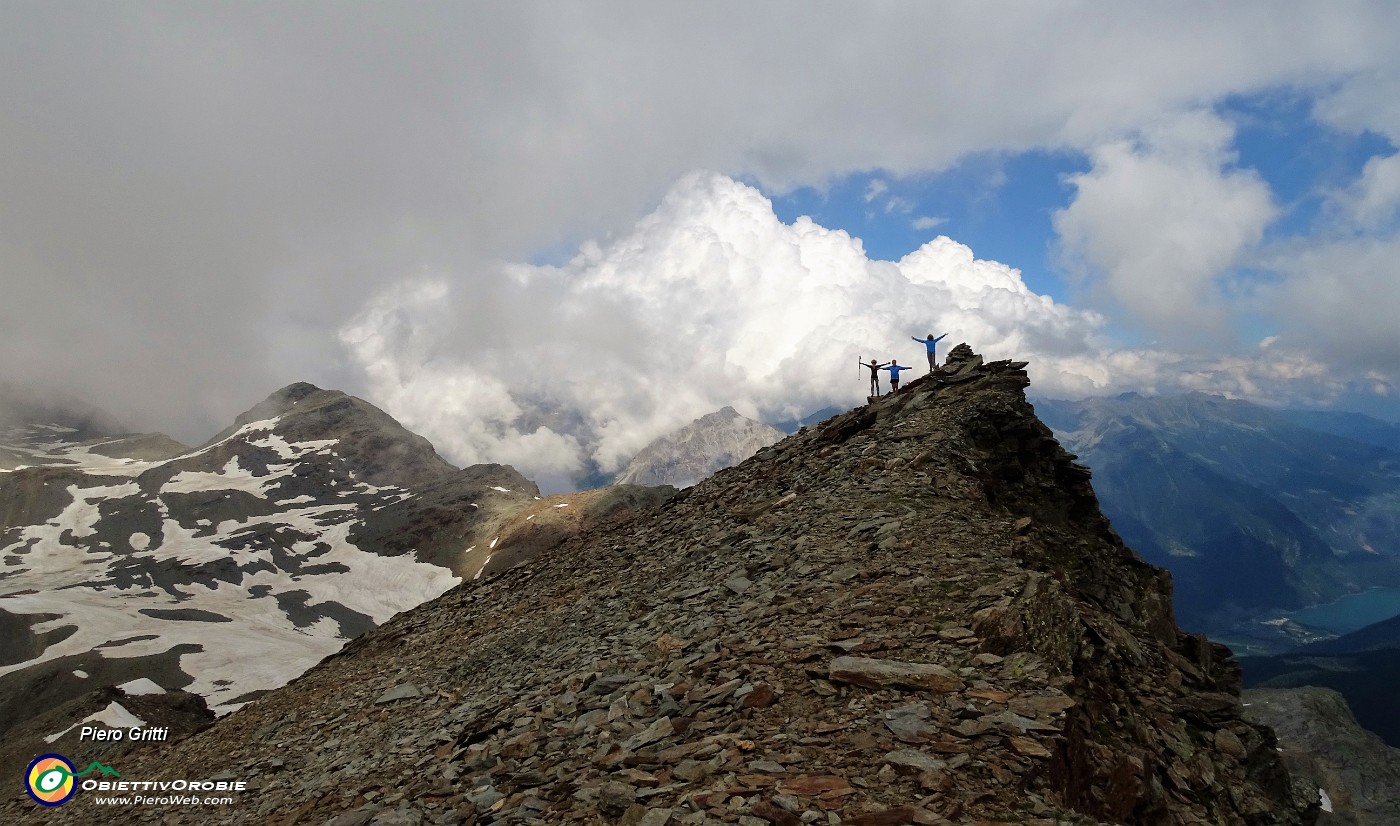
[615,406,784,488]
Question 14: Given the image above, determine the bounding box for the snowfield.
[0,417,460,714]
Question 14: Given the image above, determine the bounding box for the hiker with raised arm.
[880,360,911,393]
[861,358,891,396]
[912,333,949,372]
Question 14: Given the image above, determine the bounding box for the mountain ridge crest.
[25,344,1317,825]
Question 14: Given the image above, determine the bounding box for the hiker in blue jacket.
[913,333,949,372]
[880,360,911,393]
[862,358,891,396]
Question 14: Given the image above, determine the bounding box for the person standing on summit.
[880,360,911,393]
[913,333,949,372]
[862,358,891,396]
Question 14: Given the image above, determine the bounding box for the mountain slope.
[1241,643,1400,750]
[1244,687,1400,824]
[615,406,783,488]
[1288,607,1400,656]
[1240,610,1400,751]
[0,385,470,720]
[1036,393,1400,643]
[0,384,674,774]
[13,347,1317,824]
[1280,410,1400,454]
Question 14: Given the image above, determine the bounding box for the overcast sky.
[4,3,1400,489]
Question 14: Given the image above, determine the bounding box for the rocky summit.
[8,346,1318,825]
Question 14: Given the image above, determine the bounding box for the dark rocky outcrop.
[6,348,1316,824]
[0,682,215,789]
[1244,687,1400,825]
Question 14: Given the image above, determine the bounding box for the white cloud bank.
[1264,232,1400,379]
[341,173,1352,491]
[4,5,1400,442]
[1054,111,1277,341]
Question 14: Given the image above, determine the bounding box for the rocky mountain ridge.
[11,346,1318,824]
[0,384,672,782]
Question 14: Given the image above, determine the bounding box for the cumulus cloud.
[341,173,1353,490]
[1053,111,1278,341]
[1262,232,1400,377]
[341,174,1104,487]
[1339,152,1400,229]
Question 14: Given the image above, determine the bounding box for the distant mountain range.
[1036,392,1400,648]
[1279,409,1400,453]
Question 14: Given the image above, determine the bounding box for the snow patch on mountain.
[44,701,147,744]
[0,408,462,714]
[118,677,166,696]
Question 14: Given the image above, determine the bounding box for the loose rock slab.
[829,656,964,692]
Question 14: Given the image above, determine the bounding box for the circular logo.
[25,754,77,807]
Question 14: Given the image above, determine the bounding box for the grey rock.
[624,716,674,751]
[725,576,754,595]
[883,749,947,773]
[375,683,423,704]
[883,706,939,744]
[747,759,788,774]
[599,781,638,818]
[468,785,503,812]
[828,656,964,692]
[982,710,1056,735]
[369,808,424,826]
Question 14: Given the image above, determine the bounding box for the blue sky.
[770,92,1396,331]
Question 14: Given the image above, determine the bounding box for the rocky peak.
[14,348,1317,825]
[941,341,981,370]
[201,383,458,488]
[616,406,784,489]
